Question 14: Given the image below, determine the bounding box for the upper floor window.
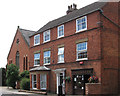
[44,51,50,65]
[34,53,40,66]
[34,34,40,46]
[58,47,64,63]
[76,16,87,32]
[43,30,50,43]
[57,25,64,38]
[76,42,87,60]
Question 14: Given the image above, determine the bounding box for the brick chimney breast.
[66,3,77,14]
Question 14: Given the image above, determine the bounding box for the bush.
[6,64,19,89]
[19,70,29,79]
[20,78,30,90]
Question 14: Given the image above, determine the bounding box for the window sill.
[32,88,37,90]
[43,40,50,43]
[57,61,64,64]
[76,28,87,33]
[34,65,40,67]
[41,88,46,90]
[44,63,50,65]
[57,35,64,39]
[76,58,88,61]
[34,43,40,46]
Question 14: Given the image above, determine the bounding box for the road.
[0,87,55,96]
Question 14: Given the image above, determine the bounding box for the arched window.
[16,51,19,68]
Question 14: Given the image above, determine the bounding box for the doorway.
[73,74,90,95]
[72,68,93,95]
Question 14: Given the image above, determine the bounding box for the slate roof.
[19,28,35,46]
[31,2,107,36]
[29,66,51,72]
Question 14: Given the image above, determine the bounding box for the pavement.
[0,86,57,96]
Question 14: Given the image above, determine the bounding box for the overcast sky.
[0,0,102,68]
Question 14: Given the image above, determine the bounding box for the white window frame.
[76,16,87,33]
[44,51,51,65]
[34,53,40,66]
[40,74,47,90]
[43,30,50,43]
[57,25,64,38]
[76,42,88,61]
[32,74,37,89]
[58,47,64,63]
[34,34,40,46]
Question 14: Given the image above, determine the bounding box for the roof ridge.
[19,28,36,33]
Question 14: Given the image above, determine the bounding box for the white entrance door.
[56,72,65,94]
[40,74,47,90]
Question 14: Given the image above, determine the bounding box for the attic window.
[16,39,19,44]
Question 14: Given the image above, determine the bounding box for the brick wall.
[29,11,101,68]
[100,2,119,94]
[86,83,101,94]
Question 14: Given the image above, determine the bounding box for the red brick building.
[7,1,120,95]
[29,2,120,95]
[7,26,35,72]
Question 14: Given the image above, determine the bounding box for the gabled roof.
[31,2,107,36]
[19,28,35,46]
[7,27,35,59]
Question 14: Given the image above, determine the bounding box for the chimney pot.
[73,3,77,9]
[66,3,77,15]
[68,6,70,10]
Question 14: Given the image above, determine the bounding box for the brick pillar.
[30,74,32,89]
[47,74,49,91]
[37,74,40,89]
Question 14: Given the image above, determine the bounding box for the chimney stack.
[66,3,77,14]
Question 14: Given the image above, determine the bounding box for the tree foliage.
[19,70,29,79]
[6,64,19,89]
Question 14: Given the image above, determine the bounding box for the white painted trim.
[34,34,40,46]
[32,74,37,89]
[76,16,87,33]
[43,63,50,65]
[43,30,50,43]
[76,58,88,61]
[55,70,66,94]
[57,25,64,39]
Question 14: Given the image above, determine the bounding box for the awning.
[29,66,51,72]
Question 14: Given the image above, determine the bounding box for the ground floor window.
[40,74,46,90]
[32,74,37,89]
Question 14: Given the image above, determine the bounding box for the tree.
[0,68,6,86]
[19,70,29,79]
[6,64,19,89]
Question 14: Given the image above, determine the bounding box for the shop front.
[72,68,93,95]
